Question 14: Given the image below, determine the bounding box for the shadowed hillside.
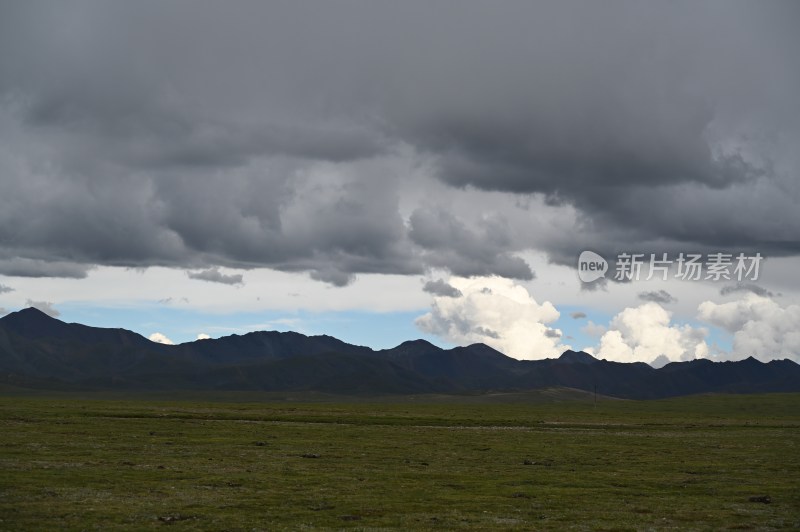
[1,308,799,398]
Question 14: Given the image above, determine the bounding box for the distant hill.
[1,308,799,398]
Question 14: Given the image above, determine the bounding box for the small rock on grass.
[157,514,195,523]
[523,458,553,466]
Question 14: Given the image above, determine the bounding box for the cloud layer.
[416,276,566,360]
[0,2,797,283]
[638,290,677,305]
[593,303,708,364]
[188,268,243,286]
[422,279,462,298]
[2,3,798,365]
[699,295,800,362]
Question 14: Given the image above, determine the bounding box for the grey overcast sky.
[1,1,799,363]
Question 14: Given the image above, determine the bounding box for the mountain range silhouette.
[1,307,798,398]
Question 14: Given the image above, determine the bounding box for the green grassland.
[1,391,798,530]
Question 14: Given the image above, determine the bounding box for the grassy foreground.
[0,392,798,530]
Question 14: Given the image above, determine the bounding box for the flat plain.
[0,390,798,530]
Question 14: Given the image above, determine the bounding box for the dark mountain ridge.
[1,308,798,398]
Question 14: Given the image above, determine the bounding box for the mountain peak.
[741,356,763,365]
[456,343,513,361]
[0,307,70,339]
[381,339,442,358]
[5,306,56,320]
[1,306,61,326]
[558,350,598,364]
[397,339,441,350]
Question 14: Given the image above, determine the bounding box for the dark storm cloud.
[423,279,463,298]
[377,2,800,266]
[719,283,775,298]
[187,268,243,286]
[25,97,385,168]
[0,259,91,279]
[0,1,797,283]
[0,284,13,294]
[638,290,677,305]
[409,208,533,280]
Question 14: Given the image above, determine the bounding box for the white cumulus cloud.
[197,333,211,340]
[149,332,175,345]
[416,276,567,360]
[593,302,708,364]
[698,295,800,362]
